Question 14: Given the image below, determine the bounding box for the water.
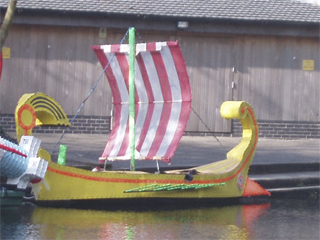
[1,199,319,240]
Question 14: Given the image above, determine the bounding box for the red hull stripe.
[47,166,224,184]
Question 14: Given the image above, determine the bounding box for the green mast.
[129,27,136,171]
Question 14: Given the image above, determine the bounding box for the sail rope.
[191,107,226,149]
[50,30,130,154]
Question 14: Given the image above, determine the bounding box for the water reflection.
[2,203,270,240]
[2,199,320,240]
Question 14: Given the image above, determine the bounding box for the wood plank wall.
[0,25,114,117]
[234,35,320,122]
[0,25,319,134]
[177,36,233,133]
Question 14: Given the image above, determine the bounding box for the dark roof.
[1,0,320,24]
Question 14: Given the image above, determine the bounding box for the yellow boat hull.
[38,162,247,201]
[14,93,270,203]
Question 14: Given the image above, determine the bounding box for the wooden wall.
[0,25,114,117]
[0,24,319,134]
[234,35,320,122]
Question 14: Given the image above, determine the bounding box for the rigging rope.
[50,30,130,154]
[191,107,226,149]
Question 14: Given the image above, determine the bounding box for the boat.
[0,187,25,206]
[1,28,270,206]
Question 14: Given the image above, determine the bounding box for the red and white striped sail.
[92,42,191,163]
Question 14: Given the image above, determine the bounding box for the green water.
[1,199,319,240]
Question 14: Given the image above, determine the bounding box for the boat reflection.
[30,203,270,239]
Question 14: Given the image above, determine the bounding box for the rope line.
[191,107,225,149]
[50,30,130,154]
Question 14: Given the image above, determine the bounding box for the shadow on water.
[1,199,319,240]
[29,197,263,211]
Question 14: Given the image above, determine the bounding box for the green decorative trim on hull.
[124,183,225,193]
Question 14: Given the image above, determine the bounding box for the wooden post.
[1,0,17,48]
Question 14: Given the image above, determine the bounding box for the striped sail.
[92,42,191,163]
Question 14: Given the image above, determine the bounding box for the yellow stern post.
[15,92,71,142]
[220,101,259,193]
[221,101,270,196]
[220,101,258,166]
[15,92,70,161]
